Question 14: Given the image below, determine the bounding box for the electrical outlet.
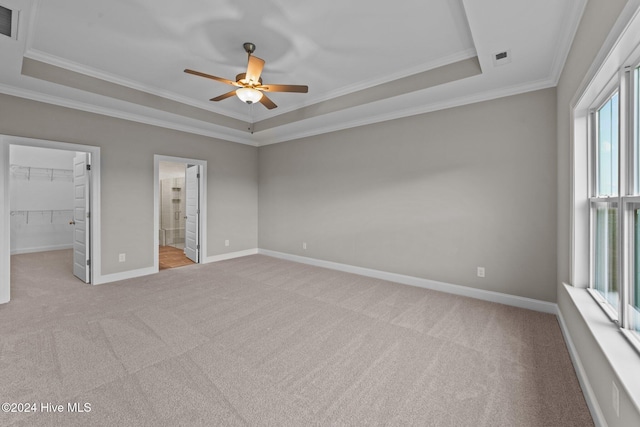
[303,242,307,250]
[477,267,485,278]
[225,239,229,247]
[612,381,619,417]
[119,253,126,262]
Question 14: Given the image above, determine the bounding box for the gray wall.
[556,0,640,426]
[259,88,558,302]
[0,93,258,275]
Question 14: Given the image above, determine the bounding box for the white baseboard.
[93,266,157,285]
[92,249,257,285]
[258,249,558,314]
[10,244,73,255]
[556,306,606,427]
[205,248,258,263]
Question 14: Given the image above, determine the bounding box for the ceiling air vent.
[0,5,17,39]
[0,5,12,38]
[492,50,511,67]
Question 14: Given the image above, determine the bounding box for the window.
[588,66,640,350]
[631,65,640,338]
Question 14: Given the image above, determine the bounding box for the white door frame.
[154,155,206,271]
[0,135,102,304]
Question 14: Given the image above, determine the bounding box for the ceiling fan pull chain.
[249,103,255,134]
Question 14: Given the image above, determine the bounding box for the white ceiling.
[0,0,586,146]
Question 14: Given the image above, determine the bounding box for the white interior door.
[73,153,90,282]
[184,164,200,263]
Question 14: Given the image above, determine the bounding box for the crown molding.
[549,0,588,86]
[251,47,479,122]
[257,77,557,146]
[2,72,556,148]
[22,48,250,123]
[0,83,257,146]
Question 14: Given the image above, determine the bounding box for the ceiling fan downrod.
[243,42,256,57]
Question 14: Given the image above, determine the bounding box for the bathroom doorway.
[159,161,187,251]
[155,155,206,271]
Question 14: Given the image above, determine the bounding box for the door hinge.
[86,164,91,171]
[87,259,91,266]
[87,212,90,218]
[196,245,200,250]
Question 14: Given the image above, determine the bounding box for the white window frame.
[587,57,640,354]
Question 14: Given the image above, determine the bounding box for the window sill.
[620,328,640,357]
[585,287,619,323]
[562,284,640,417]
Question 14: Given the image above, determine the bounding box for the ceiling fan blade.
[210,90,237,102]
[259,84,308,93]
[184,69,239,87]
[245,56,265,85]
[259,93,277,109]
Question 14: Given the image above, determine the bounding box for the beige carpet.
[0,250,593,426]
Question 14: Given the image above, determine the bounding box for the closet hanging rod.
[10,209,74,224]
[10,164,73,181]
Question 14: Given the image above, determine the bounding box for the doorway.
[0,136,101,304]
[159,161,187,251]
[10,146,91,282]
[154,156,206,271]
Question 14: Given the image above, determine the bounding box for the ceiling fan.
[184,42,308,110]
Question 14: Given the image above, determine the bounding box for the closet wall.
[10,145,76,254]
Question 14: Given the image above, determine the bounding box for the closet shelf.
[10,164,73,181]
[11,209,74,224]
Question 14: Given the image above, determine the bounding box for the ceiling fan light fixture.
[236,87,263,104]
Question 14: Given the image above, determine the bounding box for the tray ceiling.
[0,0,586,145]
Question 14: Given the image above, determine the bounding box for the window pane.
[633,208,640,333]
[594,203,619,309]
[597,92,619,196]
[636,67,640,194]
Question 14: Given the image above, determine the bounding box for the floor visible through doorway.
[159,245,195,270]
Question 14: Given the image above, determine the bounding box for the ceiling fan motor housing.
[236,73,262,86]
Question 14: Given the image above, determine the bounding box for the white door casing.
[184,164,199,263]
[0,140,9,303]
[73,152,90,282]
[1,137,103,303]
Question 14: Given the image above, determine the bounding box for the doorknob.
[69,220,76,225]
